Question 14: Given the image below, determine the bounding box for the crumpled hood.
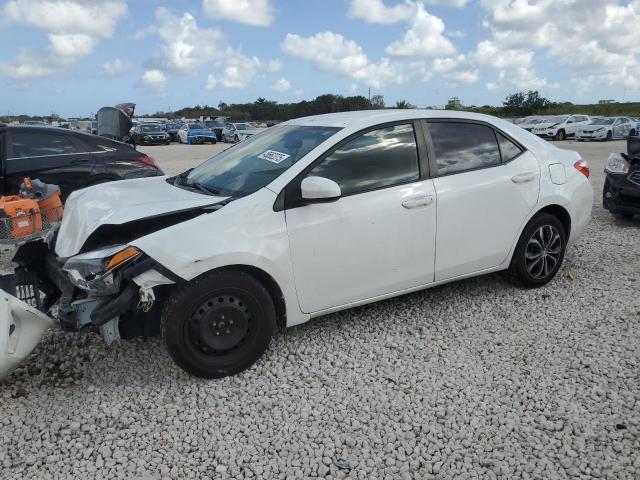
[55,176,228,258]
[188,129,214,136]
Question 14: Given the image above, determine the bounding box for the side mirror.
[301,176,341,203]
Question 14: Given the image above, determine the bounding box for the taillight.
[136,154,158,168]
[574,159,589,178]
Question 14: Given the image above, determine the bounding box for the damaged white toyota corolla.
[1,110,593,379]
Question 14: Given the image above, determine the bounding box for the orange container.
[38,190,63,223]
[0,195,43,238]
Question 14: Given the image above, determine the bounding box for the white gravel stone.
[1,140,639,479]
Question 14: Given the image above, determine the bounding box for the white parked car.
[221,122,263,143]
[516,116,544,132]
[2,110,593,379]
[532,115,591,140]
[576,117,636,141]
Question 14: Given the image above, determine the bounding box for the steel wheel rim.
[525,225,562,280]
[187,294,252,355]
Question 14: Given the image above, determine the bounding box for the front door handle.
[511,171,537,184]
[402,194,434,209]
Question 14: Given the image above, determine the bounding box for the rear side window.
[308,124,419,196]
[10,132,76,158]
[497,132,523,162]
[429,122,501,176]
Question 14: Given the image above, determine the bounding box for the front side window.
[184,125,340,197]
[10,132,76,158]
[429,122,501,176]
[307,124,419,197]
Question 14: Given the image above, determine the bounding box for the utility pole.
[368,87,371,104]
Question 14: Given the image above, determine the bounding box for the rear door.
[424,121,540,281]
[5,129,94,195]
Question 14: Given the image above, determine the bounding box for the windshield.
[190,123,206,130]
[235,123,251,130]
[590,118,614,125]
[183,125,341,197]
[141,125,163,132]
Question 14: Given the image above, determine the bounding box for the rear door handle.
[511,171,537,184]
[402,194,434,209]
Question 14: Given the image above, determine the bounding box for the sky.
[1,0,639,117]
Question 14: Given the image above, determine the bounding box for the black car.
[603,135,640,219]
[0,126,164,200]
[129,123,170,145]
[166,121,184,142]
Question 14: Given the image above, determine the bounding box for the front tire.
[509,213,567,288]
[606,131,612,141]
[162,270,276,378]
[555,129,566,141]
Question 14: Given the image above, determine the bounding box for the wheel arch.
[536,204,571,238]
[207,264,287,328]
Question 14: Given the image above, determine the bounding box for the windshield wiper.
[190,182,222,196]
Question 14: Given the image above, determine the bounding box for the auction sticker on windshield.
[258,150,290,164]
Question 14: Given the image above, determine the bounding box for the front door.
[285,123,437,313]
[425,121,541,281]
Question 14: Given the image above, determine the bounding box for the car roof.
[3,125,129,147]
[286,109,522,128]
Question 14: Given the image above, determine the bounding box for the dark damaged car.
[0,125,163,199]
[603,135,640,219]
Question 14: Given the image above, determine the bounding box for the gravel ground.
[2,140,639,479]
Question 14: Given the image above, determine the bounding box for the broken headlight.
[605,153,630,174]
[63,245,142,295]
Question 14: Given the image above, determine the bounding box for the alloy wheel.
[525,225,562,280]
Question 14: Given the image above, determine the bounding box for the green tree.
[394,100,415,109]
[370,95,385,109]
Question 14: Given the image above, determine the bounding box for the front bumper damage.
[0,243,178,380]
[0,283,55,379]
[604,169,640,215]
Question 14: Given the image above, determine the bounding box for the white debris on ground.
[1,141,639,479]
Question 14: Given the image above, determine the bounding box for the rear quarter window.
[9,131,76,158]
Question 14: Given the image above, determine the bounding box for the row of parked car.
[130,118,265,146]
[513,115,640,141]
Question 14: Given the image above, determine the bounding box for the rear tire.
[162,270,276,378]
[509,213,567,288]
[630,129,636,137]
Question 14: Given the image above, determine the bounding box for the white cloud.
[48,33,94,61]
[0,51,55,80]
[0,0,126,78]
[282,31,403,88]
[385,3,455,57]
[478,0,640,90]
[272,78,291,92]
[202,0,273,26]
[266,59,282,72]
[153,8,226,74]
[102,58,129,76]
[348,0,414,24]
[141,69,166,92]
[349,0,468,24]
[206,56,262,89]
[144,8,264,89]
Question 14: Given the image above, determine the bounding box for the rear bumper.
[603,172,640,215]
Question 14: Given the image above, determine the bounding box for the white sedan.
[2,110,593,379]
[532,115,591,140]
[576,117,636,141]
[221,122,263,143]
